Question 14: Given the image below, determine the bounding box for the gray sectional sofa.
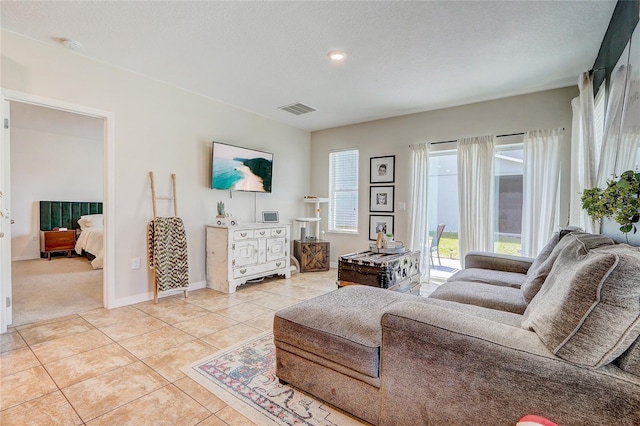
[273,231,640,425]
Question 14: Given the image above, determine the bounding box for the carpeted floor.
[11,257,103,327]
[183,332,366,426]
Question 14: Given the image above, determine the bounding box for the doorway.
[0,90,115,333]
[9,102,104,326]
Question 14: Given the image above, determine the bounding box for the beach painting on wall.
[211,142,273,193]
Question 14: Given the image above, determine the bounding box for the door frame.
[0,89,115,333]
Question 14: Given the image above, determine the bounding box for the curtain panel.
[457,135,495,267]
[409,142,430,280]
[569,72,598,233]
[598,65,630,187]
[521,128,563,257]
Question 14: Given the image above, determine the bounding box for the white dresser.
[205,223,291,293]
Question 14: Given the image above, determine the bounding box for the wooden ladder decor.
[149,171,189,303]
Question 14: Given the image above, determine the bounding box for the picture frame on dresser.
[370,155,395,184]
[369,215,394,240]
[370,186,394,213]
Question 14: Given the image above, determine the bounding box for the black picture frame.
[370,155,395,184]
[369,215,394,240]
[369,186,394,213]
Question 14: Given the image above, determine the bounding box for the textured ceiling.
[0,1,616,131]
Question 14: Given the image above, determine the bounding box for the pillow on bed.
[78,214,103,230]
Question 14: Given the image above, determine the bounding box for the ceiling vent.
[278,102,316,115]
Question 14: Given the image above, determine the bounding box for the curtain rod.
[410,128,565,147]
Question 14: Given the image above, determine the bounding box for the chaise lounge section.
[273,231,640,425]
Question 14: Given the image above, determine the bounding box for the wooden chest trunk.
[338,250,421,294]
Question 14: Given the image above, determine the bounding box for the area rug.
[182,331,365,426]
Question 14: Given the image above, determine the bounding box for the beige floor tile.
[173,376,227,413]
[31,328,113,364]
[98,314,167,341]
[1,346,41,377]
[173,312,238,338]
[266,285,329,300]
[200,323,261,349]
[17,316,94,346]
[118,325,194,359]
[214,405,258,426]
[45,342,138,388]
[185,288,227,302]
[242,313,275,332]
[230,288,273,301]
[79,305,150,328]
[143,339,216,382]
[0,390,83,426]
[0,330,27,353]
[248,293,301,310]
[186,295,246,312]
[215,302,274,322]
[134,301,211,324]
[196,415,231,426]
[0,365,58,410]
[61,361,168,422]
[86,384,210,425]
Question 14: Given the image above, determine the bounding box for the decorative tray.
[368,243,407,254]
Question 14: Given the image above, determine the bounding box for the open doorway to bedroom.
[9,101,104,326]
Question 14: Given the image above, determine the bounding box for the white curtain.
[457,135,494,267]
[616,127,640,172]
[597,65,629,187]
[409,142,430,280]
[521,128,564,257]
[569,72,598,233]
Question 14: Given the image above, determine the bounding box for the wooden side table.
[40,230,75,260]
[294,240,330,272]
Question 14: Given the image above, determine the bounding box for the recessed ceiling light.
[327,51,346,62]
[61,39,82,50]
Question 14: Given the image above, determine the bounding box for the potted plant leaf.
[581,170,640,243]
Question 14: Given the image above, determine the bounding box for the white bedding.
[75,228,104,269]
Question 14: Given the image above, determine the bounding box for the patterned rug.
[182,331,365,426]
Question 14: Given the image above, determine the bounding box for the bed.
[40,201,104,269]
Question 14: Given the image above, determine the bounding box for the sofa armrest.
[464,251,534,274]
[379,301,640,425]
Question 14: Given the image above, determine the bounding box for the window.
[329,149,359,233]
[494,144,524,256]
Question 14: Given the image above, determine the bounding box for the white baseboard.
[330,261,339,268]
[111,280,207,309]
[11,256,40,262]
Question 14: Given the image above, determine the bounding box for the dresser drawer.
[233,229,253,240]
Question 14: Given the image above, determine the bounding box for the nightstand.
[40,230,75,260]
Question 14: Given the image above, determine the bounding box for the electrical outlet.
[398,202,407,211]
[131,257,141,269]
[32,235,38,241]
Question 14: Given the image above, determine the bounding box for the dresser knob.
[240,268,247,274]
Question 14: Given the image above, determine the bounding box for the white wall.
[311,87,578,263]
[10,106,103,260]
[1,30,311,305]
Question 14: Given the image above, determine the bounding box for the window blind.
[329,149,359,233]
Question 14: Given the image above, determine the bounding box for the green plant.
[581,170,640,241]
[216,201,225,217]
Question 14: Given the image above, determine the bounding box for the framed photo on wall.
[370,186,394,213]
[369,215,394,240]
[370,155,395,183]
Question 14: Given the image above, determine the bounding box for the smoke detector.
[61,39,82,50]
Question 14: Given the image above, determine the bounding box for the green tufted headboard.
[39,201,103,231]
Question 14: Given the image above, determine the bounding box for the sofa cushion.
[429,281,527,314]
[521,232,614,304]
[273,285,418,378]
[447,268,526,289]
[522,244,640,367]
[616,337,640,376]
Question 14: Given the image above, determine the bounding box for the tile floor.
[1,269,435,425]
